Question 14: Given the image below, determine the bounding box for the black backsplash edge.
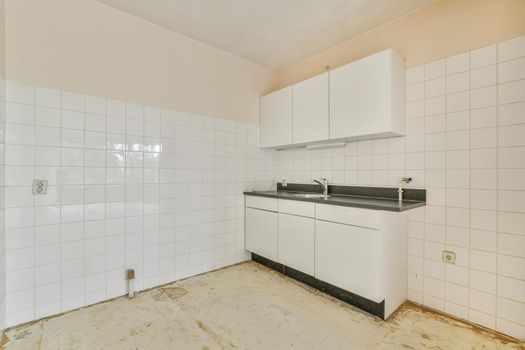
[276,182,426,202]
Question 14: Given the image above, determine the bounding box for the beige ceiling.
[96,0,435,70]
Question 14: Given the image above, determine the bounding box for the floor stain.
[11,330,30,341]
[161,287,188,300]
[151,286,188,302]
[195,320,236,349]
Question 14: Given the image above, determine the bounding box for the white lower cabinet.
[278,213,315,275]
[314,220,382,303]
[245,207,278,261]
[245,196,408,319]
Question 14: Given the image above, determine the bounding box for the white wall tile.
[406,100,425,118]
[62,110,84,130]
[499,80,525,105]
[471,209,497,231]
[499,191,525,213]
[498,276,525,303]
[425,78,446,97]
[471,107,497,129]
[35,87,60,109]
[446,72,469,94]
[85,96,106,114]
[471,86,497,109]
[6,102,34,125]
[498,212,525,235]
[497,318,525,340]
[6,82,35,105]
[61,91,84,111]
[446,91,469,112]
[406,65,425,84]
[35,107,60,127]
[499,102,525,127]
[499,57,525,83]
[498,36,525,62]
[469,309,495,330]
[470,249,496,273]
[470,269,496,294]
[471,128,497,149]
[498,255,525,280]
[470,229,496,252]
[499,233,525,258]
[497,297,525,326]
[499,169,525,190]
[425,60,446,80]
[445,283,468,305]
[470,44,497,69]
[406,82,424,102]
[471,148,496,169]
[446,110,469,131]
[107,99,126,117]
[471,65,497,89]
[446,52,470,74]
[6,288,34,314]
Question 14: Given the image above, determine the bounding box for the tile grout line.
[495,42,500,332]
[58,90,63,318]
[32,86,36,322]
[466,53,471,320]
[444,59,449,315]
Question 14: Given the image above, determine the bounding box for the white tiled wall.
[3,81,275,327]
[275,36,525,339]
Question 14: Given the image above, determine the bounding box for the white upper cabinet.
[259,49,404,149]
[259,86,293,148]
[329,49,405,140]
[292,72,329,144]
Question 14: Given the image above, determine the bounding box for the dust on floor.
[2,261,524,350]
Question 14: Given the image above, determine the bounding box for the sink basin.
[291,193,330,199]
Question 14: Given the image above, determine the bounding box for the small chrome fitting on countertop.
[398,177,412,202]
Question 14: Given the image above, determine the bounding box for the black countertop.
[243,183,426,212]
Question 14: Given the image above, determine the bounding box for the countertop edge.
[243,191,426,212]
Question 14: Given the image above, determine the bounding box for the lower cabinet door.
[278,213,315,275]
[315,220,382,302]
[245,207,278,260]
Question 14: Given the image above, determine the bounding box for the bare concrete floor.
[2,261,523,350]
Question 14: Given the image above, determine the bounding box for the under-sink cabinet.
[244,195,408,319]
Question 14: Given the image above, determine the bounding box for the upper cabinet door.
[259,86,293,148]
[292,73,329,144]
[329,49,404,141]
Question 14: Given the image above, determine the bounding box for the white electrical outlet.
[32,179,48,195]
[442,250,456,264]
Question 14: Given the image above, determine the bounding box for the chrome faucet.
[398,177,412,201]
[313,178,329,198]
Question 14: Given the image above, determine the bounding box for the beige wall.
[4,0,277,123]
[278,0,525,87]
[5,0,525,120]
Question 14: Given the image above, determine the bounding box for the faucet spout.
[312,178,328,197]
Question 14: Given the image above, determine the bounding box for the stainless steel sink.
[291,193,330,199]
